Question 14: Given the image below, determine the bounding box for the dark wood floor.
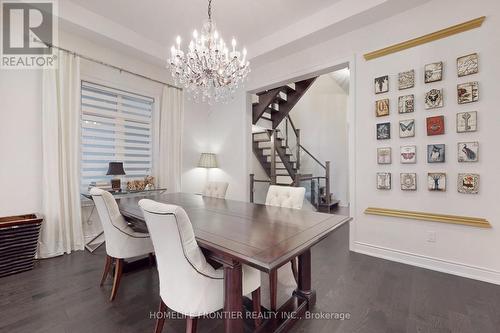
[1,220,499,333]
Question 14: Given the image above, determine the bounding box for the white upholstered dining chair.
[265,185,306,310]
[201,181,229,199]
[138,199,262,333]
[90,187,155,301]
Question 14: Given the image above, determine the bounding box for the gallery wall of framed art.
[247,0,500,284]
[350,0,500,282]
[373,51,481,195]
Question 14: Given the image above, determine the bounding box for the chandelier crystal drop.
[168,0,250,103]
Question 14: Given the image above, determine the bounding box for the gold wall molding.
[364,16,486,61]
[364,207,491,228]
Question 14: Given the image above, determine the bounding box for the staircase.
[250,78,340,213]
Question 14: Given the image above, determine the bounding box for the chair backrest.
[90,187,140,258]
[138,199,223,315]
[265,185,306,209]
[202,181,229,199]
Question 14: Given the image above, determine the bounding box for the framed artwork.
[457,82,479,104]
[457,53,478,77]
[400,145,416,164]
[426,116,445,136]
[428,173,446,191]
[377,172,391,190]
[427,144,445,163]
[458,173,479,194]
[424,62,443,83]
[425,88,443,109]
[376,122,391,140]
[374,75,389,94]
[456,111,477,133]
[377,147,392,164]
[398,70,415,90]
[399,119,415,138]
[375,99,390,117]
[457,142,479,162]
[398,94,414,114]
[400,173,417,191]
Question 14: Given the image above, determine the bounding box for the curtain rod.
[47,43,182,90]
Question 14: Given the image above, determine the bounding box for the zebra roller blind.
[81,81,154,190]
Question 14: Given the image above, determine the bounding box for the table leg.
[223,261,244,333]
[293,249,316,309]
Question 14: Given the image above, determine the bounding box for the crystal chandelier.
[168,0,250,103]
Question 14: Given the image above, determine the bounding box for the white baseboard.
[352,241,500,286]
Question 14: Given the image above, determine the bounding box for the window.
[80,81,154,191]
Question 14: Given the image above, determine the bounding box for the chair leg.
[290,258,299,285]
[186,317,198,333]
[149,253,155,267]
[252,288,262,327]
[269,268,278,311]
[100,255,113,286]
[110,258,124,301]
[154,300,167,333]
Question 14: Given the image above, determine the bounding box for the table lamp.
[107,162,126,191]
[198,153,218,168]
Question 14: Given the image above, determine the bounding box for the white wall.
[185,0,500,284]
[181,91,250,201]
[290,74,349,206]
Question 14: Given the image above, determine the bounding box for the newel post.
[249,174,255,203]
[296,128,301,172]
[270,130,276,185]
[325,161,331,207]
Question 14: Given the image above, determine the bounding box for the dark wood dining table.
[117,192,351,333]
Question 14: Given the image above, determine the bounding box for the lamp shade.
[106,162,126,176]
[198,153,218,168]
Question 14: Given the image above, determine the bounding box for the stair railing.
[284,115,331,209]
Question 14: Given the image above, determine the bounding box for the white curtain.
[38,52,84,258]
[157,86,184,192]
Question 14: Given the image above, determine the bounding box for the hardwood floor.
[1,220,499,333]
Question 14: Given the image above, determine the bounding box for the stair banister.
[325,161,331,207]
[296,128,301,172]
[270,130,277,185]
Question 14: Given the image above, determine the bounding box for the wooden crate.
[0,214,43,278]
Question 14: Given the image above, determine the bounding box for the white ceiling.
[67,0,340,48]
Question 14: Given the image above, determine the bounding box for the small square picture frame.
[428,173,446,192]
[457,142,479,162]
[457,81,479,104]
[456,111,477,133]
[398,70,415,90]
[374,75,389,94]
[398,94,414,114]
[375,99,390,117]
[457,53,478,77]
[400,173,417,191]
[426,116,445,136]
[425,88,444,109]
[399,119,415,138]
[377,172,391,190]
[427,144,445,163]
[400,145,417,164]
[425,61,443,83]
[377,122,391,140]
[458,173,479,194]
[377,147,392,164]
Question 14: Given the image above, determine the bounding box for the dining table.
[117,192,351,333]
